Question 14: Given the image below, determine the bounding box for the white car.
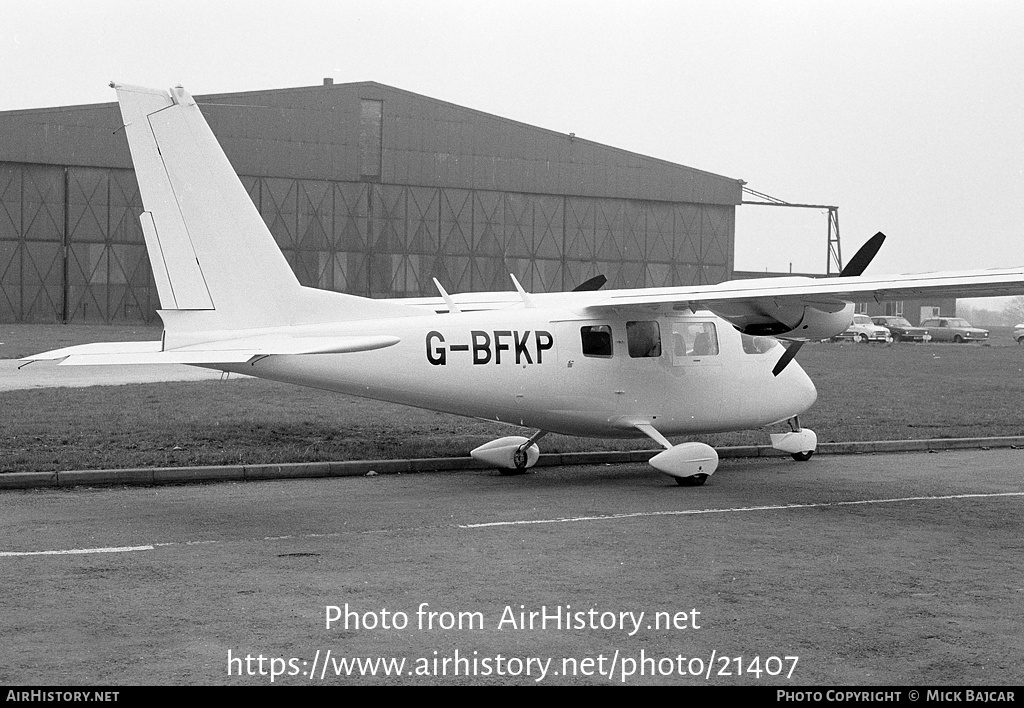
[835,314,891,343]
[1014,324,1024,344]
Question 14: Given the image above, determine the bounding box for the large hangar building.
[0,80,743,324]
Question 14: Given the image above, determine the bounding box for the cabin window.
[626,321,662,358]
[670,321,721,365]
[580,325,613,357]
[672,322,719,356]
[741,333,778,355]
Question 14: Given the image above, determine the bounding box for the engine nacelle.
[711,302,854,341]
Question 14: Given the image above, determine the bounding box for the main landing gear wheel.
[791,451,813,462]
[499,447,532,476]
[674,473,709,487]
[472,432,547,475]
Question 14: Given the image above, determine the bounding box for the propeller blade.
[572,274,607,292]
[772,340,805,377]
[840,232,886,277]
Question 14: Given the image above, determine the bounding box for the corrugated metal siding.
[0,163,160,324]
[0,106,132,170]
[0,164,22,320]
[0,82,742,204]
[0,163,735,322]
[18,165,65,323]
[0,82,740,323]
[254,182,736,296]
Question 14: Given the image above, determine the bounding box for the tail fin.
[112,83,411,332]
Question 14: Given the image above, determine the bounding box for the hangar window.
[581,325,613,357]
[626,321,662,358]
[360,99,383,180]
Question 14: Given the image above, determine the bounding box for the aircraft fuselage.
[214,308,817,439]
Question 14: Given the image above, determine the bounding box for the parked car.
[870,316,932,343]
[834,314,891,343]
[1014,324,1024,344]
[919,317,989,343]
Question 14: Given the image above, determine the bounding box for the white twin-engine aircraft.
[23,84,1024,485]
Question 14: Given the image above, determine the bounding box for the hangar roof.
[0,81,742,205]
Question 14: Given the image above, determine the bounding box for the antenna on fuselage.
[509,274,536,309]
[432,278,462,314]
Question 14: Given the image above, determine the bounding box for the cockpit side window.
[581,325,613,357]
[741,333,779,355]
[626,321,662,358]
[690,322,719,355]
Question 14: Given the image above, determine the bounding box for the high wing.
[589,267,1024,310]
[383,261,1024,340]
[577,264,1024,341]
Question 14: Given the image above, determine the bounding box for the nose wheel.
[770,417,817,462]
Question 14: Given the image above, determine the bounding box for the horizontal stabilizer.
[59,351,258,366]
[22,335,400,367]
[23,341,164,361]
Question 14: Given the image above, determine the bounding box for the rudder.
[114,83,302,326]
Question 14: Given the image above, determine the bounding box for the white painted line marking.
[456,492,1024,528]
[4,492,1022,556]
[0,545,155,557]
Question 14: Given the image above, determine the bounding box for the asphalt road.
[2,448,1022,685]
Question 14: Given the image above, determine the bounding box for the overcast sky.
[3,0,1022,304]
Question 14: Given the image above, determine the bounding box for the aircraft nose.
[788,360,818,412]
[772,356,817,417]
